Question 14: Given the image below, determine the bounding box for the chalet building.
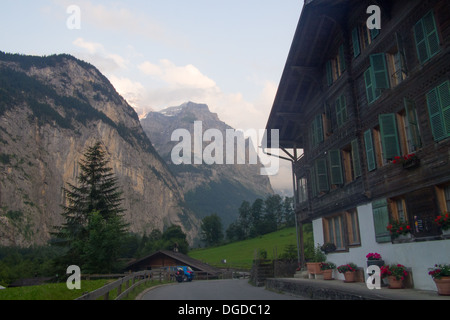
[266,0,450,290]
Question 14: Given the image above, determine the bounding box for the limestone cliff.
[0,52,200,247]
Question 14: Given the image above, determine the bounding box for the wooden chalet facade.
[266,0,450,290]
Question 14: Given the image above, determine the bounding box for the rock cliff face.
[141,102,274,227]
[0,53,200,247]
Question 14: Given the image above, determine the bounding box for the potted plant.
[428,264,450,296]
[433,213,450,236]
[381,264,408,289]
[387,220,412,240]
[306,244,327,276]
[337,263,358,283]
[320,262,336,280]
[320,242,337,254]
[366,253,384,268]
[392,153,420,169]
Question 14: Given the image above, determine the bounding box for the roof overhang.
[265,0,348,149]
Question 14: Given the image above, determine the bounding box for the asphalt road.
[141,279,305,300]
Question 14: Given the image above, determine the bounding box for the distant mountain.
[0,52,200,247]
[140,101,274,227]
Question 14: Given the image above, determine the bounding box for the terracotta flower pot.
[323,269,334,280]
[343,271,356,283]
[434,277,450,296]
[388,276,404,289]
[306,262,323,275]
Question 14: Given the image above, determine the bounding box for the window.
[436,184,450,213]
[426,80,450,142]
[315,157,329,193]
[386,49,406,87]
[403,98,422,152]
[414,10,440,65]
[353,24,380,57]
[324,215,345,250]
[326,44,346,86]
[297,177,308,204]
[365,54,390,104]
[310,113,324,148]
[373,126,388,167]
[323,210,361,250]
[342,139,361,182]
[390,197,408,223]
[335,94,348,128]
[346,210,361,245]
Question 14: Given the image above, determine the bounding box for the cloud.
[108,75,145,112]
[72,37,129,71]
[139,60,216,89]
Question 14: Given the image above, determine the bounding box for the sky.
[0,0,304,193]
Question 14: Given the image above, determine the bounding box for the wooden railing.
[75,269,247,300]
[75,270,158,300]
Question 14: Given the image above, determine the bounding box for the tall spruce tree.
[52,142,128,274]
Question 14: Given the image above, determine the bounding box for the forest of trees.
[200,195,295,247]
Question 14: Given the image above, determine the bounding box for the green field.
[189,226,313,269]
[0,278,170,300]
[0,279,110,300]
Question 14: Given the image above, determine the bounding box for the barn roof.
[125,250,221,275]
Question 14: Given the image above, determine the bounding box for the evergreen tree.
[51,142,128,274]
[200,214,224,247]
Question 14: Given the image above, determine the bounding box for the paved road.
[141,279,305,300]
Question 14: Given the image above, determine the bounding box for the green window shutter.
[310,167,317,197]
[370,53,390,91]
[339,44,346,72]
[351,139,362,178]
[372,199,391,243]
[427,87,446,142]
[329,149,343,185]
[415,11,440,64]
[352,27,360,57]
[326,60,333,86]
[404,98,422,149]
[379,114,401,160]
[310,122,317,147]
[336,94,347,127]
[315,158,329,193]
[438,81,450,137]
[414,18,429,64]
[370,28,380,40]
[364,129,377,172]
[316,114,324,144]
[423,11,440,58]
[364,68,375,104]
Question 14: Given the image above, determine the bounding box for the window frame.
[323,210,361,251]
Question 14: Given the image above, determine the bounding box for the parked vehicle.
[163,266,195,282]
[178,266,195,282]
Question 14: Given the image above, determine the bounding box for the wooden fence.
[75,268,249,300]
[76,269,160,300]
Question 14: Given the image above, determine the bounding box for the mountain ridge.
[0,52,200,247]
[140,101,274,227]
